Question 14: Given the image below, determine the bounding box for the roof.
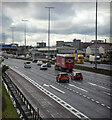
[59,72,68,74]
[57,54,74,57]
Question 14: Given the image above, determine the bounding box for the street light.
[22,19,28,57]
[95,0,98,69]
[45,7,54,61]
[10,26,16,44]
[22,19,28,47]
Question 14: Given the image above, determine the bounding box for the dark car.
[71,72,83,80]
[32,59,38,63]
[56,72,69,83]
[46,62,51,67]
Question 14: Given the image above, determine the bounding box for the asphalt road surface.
[38,58,111,70]
[3,58,112,119]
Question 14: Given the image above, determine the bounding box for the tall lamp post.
[22,19,28,57]
[10,26,15,44]
[10,26,16,56]
[45,7,54,61]
[95,0,98,69]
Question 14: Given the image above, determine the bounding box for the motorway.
[3,58,111,119]
[39,58,111,70]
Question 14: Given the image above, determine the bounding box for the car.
[46,62,51,67]
[56,72,69,83]
[24,62,31,68]
[37,60,43,66]
[52,57,56,61]
[19,55,25,58]
[71,72,83,80]
[4,56,8,59]
[32,59,38,63]
[40,64,47,70]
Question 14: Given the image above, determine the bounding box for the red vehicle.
[71,72,83,80]
[55,54,74,72]
[56,72,69,83]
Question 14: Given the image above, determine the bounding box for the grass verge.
[2,82,20,119]
[74,65,112,76]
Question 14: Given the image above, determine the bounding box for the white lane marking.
[104,92,112,96]
[107,106,111,109]
[88,82,110,91]
[15,66,18,68]
[95,101,99,104]
[101,104,105,106]
[10,67,90,120]
[43,84,50,87]
[43,84,65,94]
[50,85,65,94]
[91,99,95,102]
[69,84,88,93]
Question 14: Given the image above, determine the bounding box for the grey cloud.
[1,1,110,45]
[2,15,13,28]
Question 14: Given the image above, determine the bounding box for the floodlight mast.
[95,0,98,69]
[45,7,54,61]
[10,26,15,44]
[22,19,28,47]
[22,19,28,58]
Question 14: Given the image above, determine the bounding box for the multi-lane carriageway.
[3,58,112,119]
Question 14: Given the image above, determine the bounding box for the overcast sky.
[1,1,111,46]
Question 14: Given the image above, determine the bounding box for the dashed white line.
[50,85,65,94]
[95,101,100,104]
[87,97,90,99]
[15,66,18,68]
[88,82,110,91]
[83,95,86,98]
[68,84,88,92]
[91,99,95,102]
[104,92,112,96]
[10,67,90,120]
[101,104,105,106]
[107,106,111,109]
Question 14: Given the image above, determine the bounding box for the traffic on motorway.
[3,58,111,119]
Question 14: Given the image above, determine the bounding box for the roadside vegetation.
[2,65,20,119]
[74,65,112,76]
[2,82,20,119]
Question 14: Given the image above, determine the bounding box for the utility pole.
[22,19,28,46]
[95,0,98,69]
[45,7,54,61]
[10,26,15,44]
[22,19,28,57]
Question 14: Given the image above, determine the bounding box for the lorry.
[71,54,84,64]
[55,54,74,72]
[89,55,101,64]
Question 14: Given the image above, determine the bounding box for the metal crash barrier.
[2,72,41,120]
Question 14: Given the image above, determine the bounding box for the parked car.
[46,62,51,67]
[40,64,48,70]
[24,62,31,68]
[32,59,38,63]
[71,72,83,80]
[37,60,43,66]
[56,72,69,83]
